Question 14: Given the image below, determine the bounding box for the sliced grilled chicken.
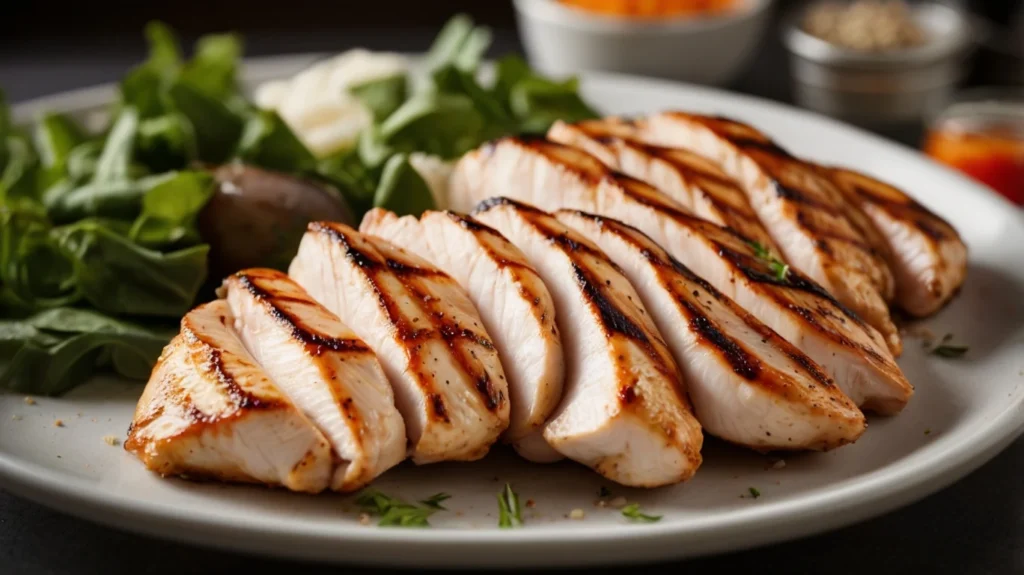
[548,118,778,252]
[288,222,510,464]
[473,197,703,487]
[125,300,336,493]
[817,166,968,317]
[359,208,566,463]
[556,210,866,451]
[450,137,912,414]
[221,268,406,492]
[636,112,903,355]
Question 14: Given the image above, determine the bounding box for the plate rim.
[3,54,1023,567]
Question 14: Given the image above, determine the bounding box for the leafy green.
[93,107,139,183]
[419,493,451,510]
[236,110,316,173]
[136,112,197,172]
[349,74,407,123]
[0,308,175,395]
[34,113,86,184]
[178,32,243,101]
[0,207,77,312]
[373,153,435,216]
[379,92,483,159]
[355,489,448,528]
[315,148,377,213]
[168,82,244,164]
[129,170,214,249]
[497,483,523,528]
[55,220,208,317]
[621,503,662,523]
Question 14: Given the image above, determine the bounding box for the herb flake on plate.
[355,489,447,528]
[497,483,523,528]
[621,503,662,523]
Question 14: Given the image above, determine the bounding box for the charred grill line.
[232,271,371,355]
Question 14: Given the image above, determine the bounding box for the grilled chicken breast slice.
[125,300,335,493]
[289,222,510,464]
[450,137,912,415]
[222,268,406,492]
[473,197,703,488]
[636,112,903,355]
[818,166,968,317]
[359,208,566,462]
[556,210,866,451]
[548,118,778,252]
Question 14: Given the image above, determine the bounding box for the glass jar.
[922,88,1024,205]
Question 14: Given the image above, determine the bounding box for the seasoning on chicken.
[817,166,968,317]
[557,209,866,451]
[288,222,510,464]
[221,268,407,492]
[548,118,778,252]
[359,208,566,463]
[473,197,703,488]
[124,300,336,493]
[636,112,903,355]
[450,137,912,415]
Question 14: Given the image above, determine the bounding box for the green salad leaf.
[54,220,208,318]
[129,170,214,249]
[349,74,408,123]
[0,307,176,395]
[236,109,316,173]
[373,153,435,216]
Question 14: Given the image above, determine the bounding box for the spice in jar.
[801,0,928,52]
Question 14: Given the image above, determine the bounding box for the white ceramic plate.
[2,56,1023,569]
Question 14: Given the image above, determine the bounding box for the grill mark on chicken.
[567,210,840,388]
[309,222,504,414]
[232,271,371,357]
[571,262,649,343]
[831,170,955,242]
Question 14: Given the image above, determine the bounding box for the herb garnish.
[419,492,452,510]
[748,487,761,499]
[598,486,611,498]
[926,334,968,358]
[497,483,523,528]
[355,489,448,527]
[621,503,662,523]
[748,241,790,282]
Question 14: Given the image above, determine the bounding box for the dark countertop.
[1,25,1021,575]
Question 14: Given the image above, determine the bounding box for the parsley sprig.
[621,503,662,523]
[497,483,523,528]
[355,489,449,527]
[926,333,968,358]
[748,241,790,282]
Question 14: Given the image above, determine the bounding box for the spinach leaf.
[93,107,139,183]
[0,307,175,395]
[136,112,198,172]
[168,82,243,164]
[33,113,86,182]
[432,65,516,138]
[425,14,490,73]
[236,109,316,173]
[129,170,214,249]
[0,136,39,208]
[509,75,600,133]
[379,92,483,160]
[492,55,532,106]
[0,207,78,312]
[349,74,408,123]
[119,22,182,118]
[47,172,178,224]
[315,148,377,214]
[373,153,435,217]
[54,219,208,317]
[178,32,243,100]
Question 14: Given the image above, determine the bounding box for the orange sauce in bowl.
[924,127,1024,205]
[558,0,739,19]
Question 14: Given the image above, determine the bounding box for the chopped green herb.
[621,503,662,523]
[927,334,968,358]
[598,486,611,498]
[747,241,789,282]
[419,492,452,510]
[748,487,761,499]
[354,489,444,528]
[497,483,523,528]
[924,428,931,435]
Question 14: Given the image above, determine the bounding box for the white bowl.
[513,0,773,86]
